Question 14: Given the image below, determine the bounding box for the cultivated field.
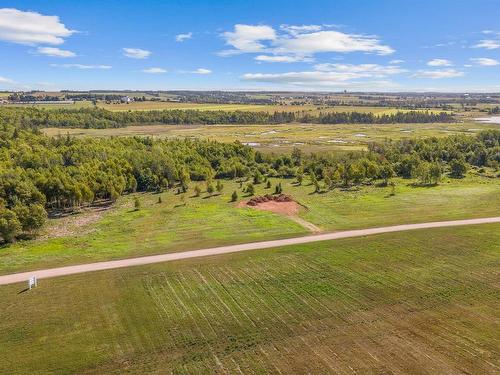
[1,175,498,275]
[43,120,499,153]
[1,224,498,373]
[2,99,450,115]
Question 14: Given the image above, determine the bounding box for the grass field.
[43,120,499,153]
[1,223,498,374]
[96,102,448,114]
[1,175,498,275]
[1,99,450,115]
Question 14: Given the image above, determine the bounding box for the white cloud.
[220,24,394,60]
[474,32,500,49]
[142,67,167,74]
[427,59,452,66]
[314,63,406,77]
[175,32,192,42]
[275,31,394,56]
[242,62,404,88]
[221,25,394,60]
[255,55,313,63]
[470,57,499,66]
[50,63,111,69]
[191,68,212,74]
[389,59,404,64]
[0,75,15,84]
[37,46,75,57]
[221,24,276,55]
[0,8,75,45]
[280,24,323,35]
[414,69,464,79]
[474,39,500,49]
[122,47,151,59]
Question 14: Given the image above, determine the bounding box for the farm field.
[2,99,450,115]
[96,101,448,114]
[43,120,499,152]
[1,175,498,275]
[1,223,498,374]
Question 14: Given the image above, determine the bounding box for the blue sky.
[0,0,499,92]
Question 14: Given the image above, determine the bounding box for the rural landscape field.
[1,1,499,374]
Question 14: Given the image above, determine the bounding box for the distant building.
[120,96,132,103]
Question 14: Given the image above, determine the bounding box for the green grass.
[288,175,500,230]
[1,175,498,275]
[42,121,498,153]
[1,224,498,374]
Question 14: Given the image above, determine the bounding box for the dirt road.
[1,217,499,286]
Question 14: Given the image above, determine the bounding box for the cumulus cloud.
[191,68,211,74]
[0,8,75,45]
[142,67,167,74]
[474,40,500,49]
[255,55,313,63]
[470,57,499,66]
[221,24,276,55]
[36,46,75,57]
[242,62,404,88]
[474,31,500,49]
[50,63,111,69]
[414,69,464,79]
[175,32,192,42]
[427,59,452,66]
[220,24,394,60]
[274,30,394,56]
[122,47,151,59]
[279,24,323,36]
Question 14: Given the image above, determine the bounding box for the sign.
[28,276,37,290]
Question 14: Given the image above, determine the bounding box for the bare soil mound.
[238,194,300,216]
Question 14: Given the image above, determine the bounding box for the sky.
[0,0,499,92]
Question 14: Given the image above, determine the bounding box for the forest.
[0,107,454,129]
[0,113,498,242]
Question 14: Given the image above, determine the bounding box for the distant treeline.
[488,106,499,114]
[0,107,454,129]
[0,114,498,242]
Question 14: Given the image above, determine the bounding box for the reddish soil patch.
[237,194,300,216]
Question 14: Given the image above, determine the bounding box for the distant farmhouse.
[120,96,133,103]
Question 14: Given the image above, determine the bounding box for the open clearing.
[1,224,498,373]
[1,175,498,275]
[1,217,498,285]
[42,121,498,153]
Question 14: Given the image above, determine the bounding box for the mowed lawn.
[1,224,499,374]
[0,176,498,275]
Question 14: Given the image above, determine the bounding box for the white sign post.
[28,276,37,290]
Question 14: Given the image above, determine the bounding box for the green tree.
[231,190,238,202]
[13,204,47,233]
[0,208,22,243]
[296,172,303,185]
[179,168,191,193]
[133,197,141,211]
[207,183,215,196]
[379,163,395,186]
[216,180,224,194]
[246,183,255,196]
[429,162,442,185]
[450,158,467,178]
[194,185,201,197]
[253,170,263,184]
